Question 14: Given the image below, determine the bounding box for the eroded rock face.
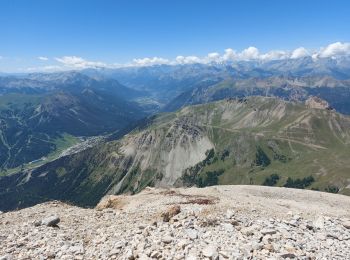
[1,186,350,259]
[305,96,333,110]
[110,119,214,193]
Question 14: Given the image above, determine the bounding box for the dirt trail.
[201,124,327,150]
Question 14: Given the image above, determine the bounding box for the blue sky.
[0,0,349,72]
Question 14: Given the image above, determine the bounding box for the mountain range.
[84,57,350,113]
[1,96,350,211]
[82,56,350,102]
[0,72,145,170]
[1,56,350,211]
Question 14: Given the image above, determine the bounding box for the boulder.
[161,205,181,222]
[41,216,60,227]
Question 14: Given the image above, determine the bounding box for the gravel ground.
[0,185,350,259]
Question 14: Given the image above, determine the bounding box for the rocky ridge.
[1,185,350,259]
[305,96,333,110]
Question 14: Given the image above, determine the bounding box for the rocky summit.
[1,185,350,260]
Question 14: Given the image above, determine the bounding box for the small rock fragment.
[124,248,134,260]
[0,255,12,260]
[261,228,277,235]
[33,220,41,227]
[219,250,230,258]
[226,209,235,219]
[115,241,125,249]
[313,216,324,229]
[202,245,218,258]
[186,254,197,260]
[280,253,296,258]
[222,223,234,232]
[264,243,274,252]
[186,229,198,240]
[342,220,350,229]
[162,235,173,244]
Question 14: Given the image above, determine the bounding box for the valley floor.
[0,185,350,259]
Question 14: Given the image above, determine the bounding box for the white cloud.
[239,46,260,60]
[132,57,170,66]
[260,50,289,60]
[0,56,3,60]
[38,56,49,61]
[175,52,224,65]
[223,48,238,61]
[175,55,201,64]
[318,42,350,58]
[206,52,221,63]
[55,56,106,69]
[291,47,309,59]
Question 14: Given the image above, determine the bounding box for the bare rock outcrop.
[305,96,334,110]
[1,186,350,259]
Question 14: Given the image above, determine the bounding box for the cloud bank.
[129,42,350,66]
[25,42,350,71]
[55,56,106,69]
